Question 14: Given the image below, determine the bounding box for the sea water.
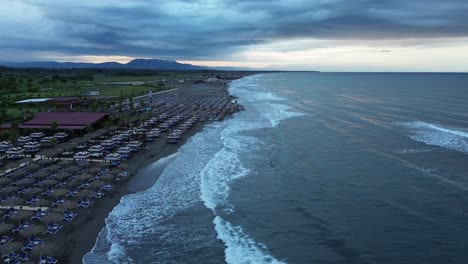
[84,73,468,264]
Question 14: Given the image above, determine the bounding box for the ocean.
[84,72,468,264]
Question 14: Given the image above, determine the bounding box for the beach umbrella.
[88,181,105,190]
[23,163,40,173]
[36,179,58,187]
[0,242,22,255]
[8,169,27,179]
[40,212,63,223]
[96,162,111,168]
[57,200,78,210]
[24,187,43,197]
[0,178,12,185]
[116,163,129,170]
[76,161,91,168]
[65,165,80,174]
[4,161,21,171]
[0,223,13,235]
[54,172,71,181]
[100,173,115,182]
[66,180,81,189]
[44,165,61,173]
[13,178,35,186]
[31,171,49,180]
[35,159,54,166]
[57,160,73,166]
[77,173,92,181]
[19,224,46,237]
[1,197,24,207]
[33,199,50,207]
[9,210,33,221]
[87,167,102,175]
[76,190,94,199]
[0,186,19,196]
[30,242,58,259]
[50,188,68,198]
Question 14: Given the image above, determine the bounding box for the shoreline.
[63,79,247,263]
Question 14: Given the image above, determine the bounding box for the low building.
[48,97,82,110]
[20,112,108,130]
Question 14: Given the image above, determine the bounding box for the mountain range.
[0,59,206,71]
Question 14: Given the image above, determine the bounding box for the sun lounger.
[31,209,49,220]
[0,236,13,246]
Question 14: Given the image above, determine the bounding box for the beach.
[0,74,248,263]
[65,81,241,263]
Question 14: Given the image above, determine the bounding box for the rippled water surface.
[85,73,468,264]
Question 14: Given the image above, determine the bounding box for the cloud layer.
[1,0,468,66]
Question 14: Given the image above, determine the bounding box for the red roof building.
[20,112,108,130]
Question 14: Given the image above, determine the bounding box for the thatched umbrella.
[34,159,54,166]
[19,224,46,237]
[87,167,101,175]
[36,179,58,187]
[96,162,110,169]
[24,187,43,197]
[23,163,40,173]
[44,165,61,173]
[100,173,115,182]
[9,210,33,220]
[50,188,68,198]
[66,180,81,189]
[40,212,63,223]
[13,178,35,186]
[76,161,91,168]
[57,160,73,166]
[34,199,50,207]
[57,200,78,210]
[0,177,12,185]
[76,190,94,199]
[0,223,13,234]
[0,186,19,196]
[38,149,63,160]
[116,162,129,170]
[54,172,71,181]
[0,242,22,255]
[1,197,24,206]
[3,161,22,170]
[30,171,49,180]
[30,242,59,259]
[77,173,92,181]
[9,170,27,180]
[65,165,80,174]
[89,181,105,190]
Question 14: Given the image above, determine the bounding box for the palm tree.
[50,121,58,135]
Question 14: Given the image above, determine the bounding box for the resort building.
[20,112,108,130]
[24,141,41,153]
[48,97,82,110]
[5,147,25,159]
[0,141,13,153]
[17,136,32,146]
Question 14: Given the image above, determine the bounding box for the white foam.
[214,216,287,264]
[200,148,250,212]
[399,121,468,153]
[85,75,298,263]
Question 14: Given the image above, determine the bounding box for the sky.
[1,0,468,71]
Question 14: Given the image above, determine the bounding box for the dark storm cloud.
[4,0,468,60]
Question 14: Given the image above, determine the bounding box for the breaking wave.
[398,121,468,153]
[84,74,303,264]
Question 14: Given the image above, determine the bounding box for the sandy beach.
[61,80,242,263]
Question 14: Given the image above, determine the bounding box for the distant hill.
[0,59,204,70]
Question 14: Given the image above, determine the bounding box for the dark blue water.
[85,73,468,264]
